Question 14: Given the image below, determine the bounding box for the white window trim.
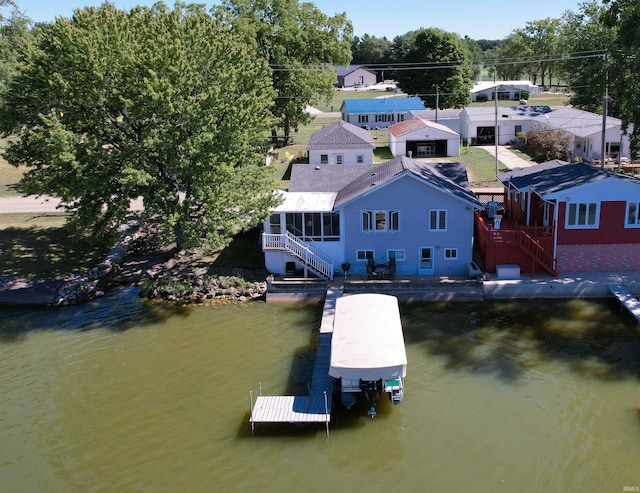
[625,201,640,228]
[444,248,458,260]
[386,249,406,261]
[565,201,599,229]
[362,210,400,232]
[429,209,447,231]
[356,250,374,261]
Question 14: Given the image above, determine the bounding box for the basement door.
[418,247,435,275]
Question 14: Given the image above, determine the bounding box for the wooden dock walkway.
[250,287,342,432]
[608,284,640,325]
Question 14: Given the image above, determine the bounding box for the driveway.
[478,145,537,170]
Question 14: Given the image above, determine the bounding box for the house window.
[626,201,640,227]
[335,154,343,165]
[320,154,328,164]
[358,115,369,123]
[387,249,405,261]
[375,211,386,230]
[444,248,458,260]
[357,154,364,164]
[362,210,400,232]
[323,212,340,240]
[286,212,340,240]
[567,202,598,228]
[515,125,522,135]
[357,250,374,261]
[606,142,621,158]
[429,209,447,231]
[269,214,281,234]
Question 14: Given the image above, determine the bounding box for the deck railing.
[262,231,334,280]
[475,213,557,276]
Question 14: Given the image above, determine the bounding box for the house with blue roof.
[262,157,483,279]
[341,97,426,129]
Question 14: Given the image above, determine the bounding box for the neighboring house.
[263,157,483,279]
[341,97,426,129]
[307,120,375,165]
[408,108,463,134]
[460,106,551,145]
[388,118,461,158]
[531,107,630,163]
[335,65,377,88]
[470,80,539,102]
[476,160,640,275]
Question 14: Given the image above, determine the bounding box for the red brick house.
[476,161,640,275]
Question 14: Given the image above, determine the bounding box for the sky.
[16,0,586,40]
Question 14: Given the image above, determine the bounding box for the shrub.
[476,94,489,102]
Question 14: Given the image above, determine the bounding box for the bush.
[520,91,530,100]
[476,93,489,102]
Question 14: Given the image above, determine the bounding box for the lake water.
[1,288,639,492]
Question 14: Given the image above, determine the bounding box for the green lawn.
[0,213,108,277]
[0,138,24,197]
[314,88,401,113]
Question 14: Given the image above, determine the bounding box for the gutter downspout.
[552,199,559,272]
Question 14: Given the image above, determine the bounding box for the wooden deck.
[250,287,342,431]
[608,284,640,325]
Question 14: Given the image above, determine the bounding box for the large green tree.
[558,1,614,113]
[0,0,31,92]
[217,0,352,144]
[0,3,279,250]
[603,0,640,156]
[395,28,474,109]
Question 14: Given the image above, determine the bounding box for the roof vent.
[315,166,320,170]
[371,172,376,176]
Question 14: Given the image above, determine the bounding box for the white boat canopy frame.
[329,294,407,382]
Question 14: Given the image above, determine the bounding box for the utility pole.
[600,55,608,169]
[433,84,439,123]
[494,66,498,177]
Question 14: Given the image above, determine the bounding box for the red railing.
[475,212,557,276]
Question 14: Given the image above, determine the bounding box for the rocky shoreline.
[0,222,269,307]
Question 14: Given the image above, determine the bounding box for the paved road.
[0,196,144,213]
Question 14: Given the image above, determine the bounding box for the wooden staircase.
[262,232,334,280]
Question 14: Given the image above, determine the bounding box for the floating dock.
[249,287,342,434]
[608,284,640,325]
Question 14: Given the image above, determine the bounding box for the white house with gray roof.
[262,157,483,278]
[531,107,630,163]
[307,120,375,165]
[460,106,552,145]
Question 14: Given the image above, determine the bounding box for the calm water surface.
[1,288,639,492]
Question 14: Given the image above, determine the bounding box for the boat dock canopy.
[329,294,407,381]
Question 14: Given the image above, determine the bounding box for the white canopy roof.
[329,294,407,381]
[273,191,336,212]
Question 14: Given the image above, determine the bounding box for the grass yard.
[0,138,24,197]
[457,146,510,184]
[0,213,108,277]
[314,88,403,113]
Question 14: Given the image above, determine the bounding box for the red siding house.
[476,161,640,275]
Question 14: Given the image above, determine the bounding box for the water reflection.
[400,298,640,382]
[0,288,185,342]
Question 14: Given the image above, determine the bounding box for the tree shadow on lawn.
[0,225,107,277]
[400,298,640,383]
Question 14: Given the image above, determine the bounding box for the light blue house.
[262,157,483,278]
[341,97,426,129]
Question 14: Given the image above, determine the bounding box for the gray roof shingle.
[307,120,375,150]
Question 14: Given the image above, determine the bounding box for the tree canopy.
[0,2,280,251]
[216,0,352,144]
[395,28,474,109]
